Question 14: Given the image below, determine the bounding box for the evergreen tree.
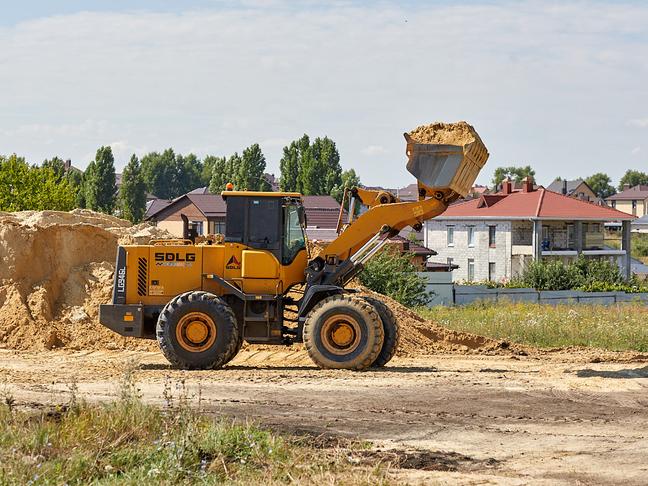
[119,154,147,222]
[85,146,116,213]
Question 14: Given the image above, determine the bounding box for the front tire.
[156,291,239,370]
[362,296,400,367]
[303,294,384,370]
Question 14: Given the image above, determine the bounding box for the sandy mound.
[357,288,528,357]
[407,121,483,147]
[0,210,170,351]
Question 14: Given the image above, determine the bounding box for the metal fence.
[418,275,648,306]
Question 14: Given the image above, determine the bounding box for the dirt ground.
[2,347,648,485]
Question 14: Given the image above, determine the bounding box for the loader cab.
[222,191,307,265]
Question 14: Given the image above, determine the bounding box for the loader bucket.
[404,130,489,198]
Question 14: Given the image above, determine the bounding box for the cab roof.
[221,190,302,199]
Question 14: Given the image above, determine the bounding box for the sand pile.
[407,121,484,147]
[357,289,527,357]
[0,210,170,351]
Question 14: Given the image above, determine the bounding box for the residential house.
[424,178,635,282]
[632,214,648,233]
[546,178,598,203]
[146,192,227,236]
[606,185,648,216]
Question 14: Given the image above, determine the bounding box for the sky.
[1,1,647,188]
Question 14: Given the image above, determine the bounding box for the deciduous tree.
[584,173,616,199]
[85,146,116,213]
[491,165,535,186]
[119,154,147,222]
[618,170,648,191]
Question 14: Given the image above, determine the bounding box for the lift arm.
[321,188,450,264]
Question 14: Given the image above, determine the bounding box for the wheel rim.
[176,312,217,352]
[321,314,361,355]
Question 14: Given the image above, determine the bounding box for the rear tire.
[303,294,384,370]
[156,291,239,370]
[362,296,400,367]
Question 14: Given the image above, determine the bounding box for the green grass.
[0,378,394,485]
[417,302,648,352]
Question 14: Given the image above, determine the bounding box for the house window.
[611,200,616,208]
[212,221,226,234]
[447,226,454,246]
[467,226,475,247]
[488,226,496,247]
[191,221,204,235]
[467,258,475,281]
[488,262,496,281]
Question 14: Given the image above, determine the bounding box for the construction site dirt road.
[2,348,647,485]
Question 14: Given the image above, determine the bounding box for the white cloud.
[628,119,648,128]
[0,3,647,186]
[362,145,387,156]
[632,146,641,155]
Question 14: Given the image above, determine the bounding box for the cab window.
[283,205,306,264]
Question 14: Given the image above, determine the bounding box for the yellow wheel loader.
[99,128,488,370]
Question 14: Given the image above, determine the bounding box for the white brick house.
[424,179,635,282]
[425,220,512,282]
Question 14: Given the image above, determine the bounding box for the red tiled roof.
[438,187,634,221]
[606,185,648,201]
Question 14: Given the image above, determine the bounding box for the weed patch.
[418,302,648,352]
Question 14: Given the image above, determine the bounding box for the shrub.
[507,256,646,292]
[359,249,431,307]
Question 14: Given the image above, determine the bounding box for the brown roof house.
[146,192,227,236]
[606,185,648,217]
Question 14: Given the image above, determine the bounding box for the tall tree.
[85,146,116,213]
[119,154,147,222]
[279,135,310,192]
[174,152,203,195]
[584,173,616,199]
[302,136,342,195]
[618,170,648,191]
[141,149,177,199]
[238,144,268,191]
[207,156,229,193]
[279,135,342,195]
[491,165,535,186]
